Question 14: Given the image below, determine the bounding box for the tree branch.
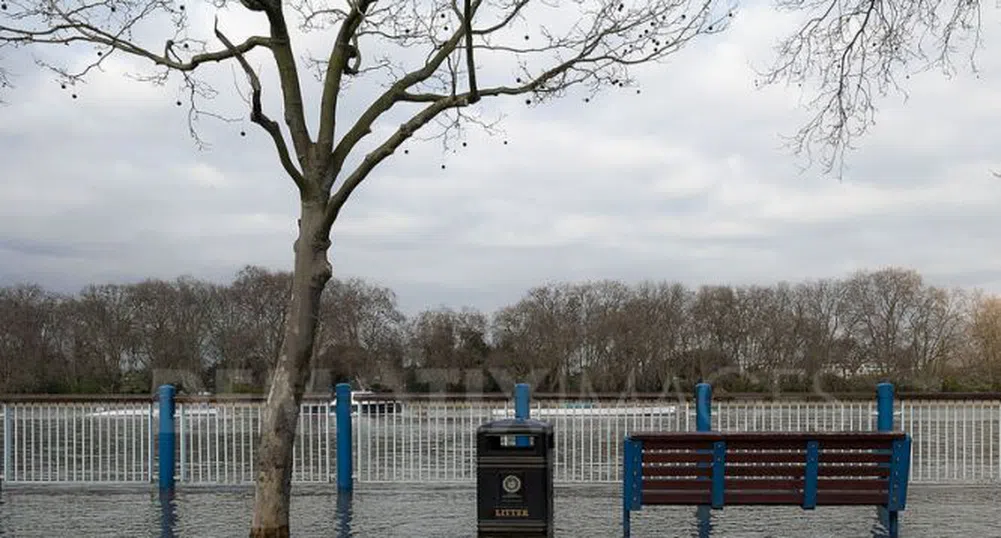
[319,41,617,230]
[322,95,466,232]
[320,3,481,192]
[261,4,314,176]
[214,18,306,194]
[761,0,982,174]
[317,0,724,198]
[315,0,376,165]
[463,0,479,104]
[471,0,531,36]
[0,21,272,73]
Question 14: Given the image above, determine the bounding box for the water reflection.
[696,505,712,538]
[158,489,179,538]
[687,505,896,538]
[0,484,982,537]
[335,492,353,538]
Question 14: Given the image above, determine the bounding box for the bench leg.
[623,507,631,538]
[888,510,899,538]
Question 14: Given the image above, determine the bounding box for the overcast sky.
[2,2,1001,315]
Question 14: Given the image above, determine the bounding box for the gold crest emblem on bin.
[502,474,522,494]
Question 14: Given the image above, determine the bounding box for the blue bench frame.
[623,431,912,537]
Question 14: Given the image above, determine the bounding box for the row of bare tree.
[2,266,1000,394]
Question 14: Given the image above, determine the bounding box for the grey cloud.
[3,5,1001,317]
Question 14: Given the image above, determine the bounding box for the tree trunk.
[250,200,332,538]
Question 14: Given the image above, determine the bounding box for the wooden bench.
[622,431,912,538]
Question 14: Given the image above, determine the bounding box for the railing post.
[622,437,643,538]
[514,383,531,447]
[157,384,176,491]
[148,402,155,483]
[2,403,9,487]
[877,383,895,432]
[178,404,186,483]
[695,383,712,432]
[875,382,896,531]
[336,383,353,492]
[695,383,713,538]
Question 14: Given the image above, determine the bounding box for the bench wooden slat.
[724,451,892,464]
[642,449,892,465]
[726,439,895,450]
[726,491,889,505]
[638,440,716,450]
[643,478,888,491]
[640,438,896,451]
[643,465,712,477]
[640,490,889,506]
[723,465,889,478]
[631,431,906,443]
[642,451,713,464]
[641,491,711,505]
[644,464,890,478]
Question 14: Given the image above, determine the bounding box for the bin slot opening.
[496,435,535,447]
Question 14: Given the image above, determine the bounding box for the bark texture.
[250,200,332,537]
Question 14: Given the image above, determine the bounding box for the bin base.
[478,522,551,538]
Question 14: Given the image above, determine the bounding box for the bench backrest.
[623,431,911,511]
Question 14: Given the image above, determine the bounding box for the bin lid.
[477,418,553,435]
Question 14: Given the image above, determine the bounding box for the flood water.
[0,484,996,537]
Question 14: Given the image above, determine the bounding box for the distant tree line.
[2,266,1000,395]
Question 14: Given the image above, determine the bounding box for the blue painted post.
[514,383,531,447]
[876,382,896,532]
[336,383,353,492]
[802,440,819,510]
[622,437,644,537]
[877,383,895,432]
[885,436,911,538]
[622,438,637,538]
[695,383,712,432]
[157,384,176,491]
[695,383,713,538]
[710,441,726,509]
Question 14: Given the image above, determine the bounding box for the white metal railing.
[350,399,1001,485]
[1,398,999,486]
[175,402,334,484]
[0,401,154,483]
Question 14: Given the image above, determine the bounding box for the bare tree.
[129,277,218,391]
[905,285,968,386]
[0,285,66,392]
[842,268,924,378]
[686,285,745,383]
[968,292,1001,389]
[211,267,292,391]
[491,283,592,391]
[760,0,982,172]
[623,281,690,391]
[1,1,734,531]
[313,278,405,390]
[65,284,139,393]
[406,306,489,390]
[793,278,852,382]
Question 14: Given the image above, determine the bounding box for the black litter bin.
[476,418,554,537]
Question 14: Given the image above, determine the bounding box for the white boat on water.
[87,404,218,418]
[301,390,404,416]
[342,390,403,416]
[491,403,677,418]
